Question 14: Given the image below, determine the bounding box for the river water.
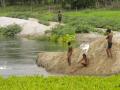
[0,38,65,76]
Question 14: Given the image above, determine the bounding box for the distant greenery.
[64,10,120,31]
[0,24,22,37]
[0,0,120,9]
[0,75,120,90]
[1,6,120,43]
[0,6,54,25]
[51,9,120,43]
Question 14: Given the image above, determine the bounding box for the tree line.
[0,0,120,9]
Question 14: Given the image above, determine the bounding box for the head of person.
[68,42,71,46]
[83,53,87,58]
[58,10,61,13]
[106,29,111,34]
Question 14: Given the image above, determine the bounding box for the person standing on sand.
[58,10,62,23]
[106,29,113,58]
[67,42,73,66]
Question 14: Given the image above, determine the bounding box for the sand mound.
[0,17,59,36]
[37,37,120,75]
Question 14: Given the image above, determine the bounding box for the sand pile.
[37,37,120,75]
[0,17,59,36]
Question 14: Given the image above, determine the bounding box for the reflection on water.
[0,38,66,76]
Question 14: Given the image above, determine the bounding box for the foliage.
[38,20,50,26]
[75,24,90,33]
[0,75,120,90]
[50,34,76,43]
[51,25,76,43]
[64,10,120,32]
[1,6,120,42]
[0,24,22,37]
[58,34,76,43]
[6,12,33,19]
[26,35,50,41]
[1,0,120,9]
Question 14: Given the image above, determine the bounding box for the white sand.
[0,17,59,36]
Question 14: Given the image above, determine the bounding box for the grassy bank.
[0,24,21,37]
[0,6,120,43]
[0,6,54,21]
[0,75,120,90]
[1,6,120,31]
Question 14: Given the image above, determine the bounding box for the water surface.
[0,38,65,76]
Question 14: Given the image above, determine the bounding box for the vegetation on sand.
[0,24,22,37]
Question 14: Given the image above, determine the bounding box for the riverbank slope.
[37,35,120,75]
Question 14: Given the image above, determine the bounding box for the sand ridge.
[37,35,120,75]
[0,17,59,36]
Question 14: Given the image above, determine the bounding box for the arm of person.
[106,36,109,39]
[78,58,83,63]
[71,47,73,53]
[86,58,89,65]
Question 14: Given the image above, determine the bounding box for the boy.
[69,53,89,73]
[78,53,89,67]
[106,29,113,58]
[67,42,73,66]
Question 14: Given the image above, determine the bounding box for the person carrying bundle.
[78,43,89,67]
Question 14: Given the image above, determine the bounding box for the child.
[106,29,113,58]
[78,53,89,67]
[67,42,73,66]
[58,10,62,23]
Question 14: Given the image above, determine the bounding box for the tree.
[0,0,6,7]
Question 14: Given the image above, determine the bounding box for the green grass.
[64,9,120,31]
[1,6,120,31]
[0,24,22,37]
[0,75,120,90]
[0,6,55,25]
[51,9,120,43]
[1,6,120,42]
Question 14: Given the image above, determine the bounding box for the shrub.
[38,20,50,26]
[52,25,75,35]
[58,34,76,43]
[7,12,33,19]
[50,34,59,42]
[75,24,93,33]
[26,35,50,41]
[0,24,22,37]
[50,34,76,43]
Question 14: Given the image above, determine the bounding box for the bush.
[52,25,75,35]
[26,35,50,41]
[50,34,76,43]
[75,24,94,33]
[38,20,50,26]
[58,34,76,43]
[7,12,33,19]
[0,24,22,37]
[50,34,59,42]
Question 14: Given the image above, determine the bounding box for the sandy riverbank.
[0,17,59,36]
[37,34,120,75]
